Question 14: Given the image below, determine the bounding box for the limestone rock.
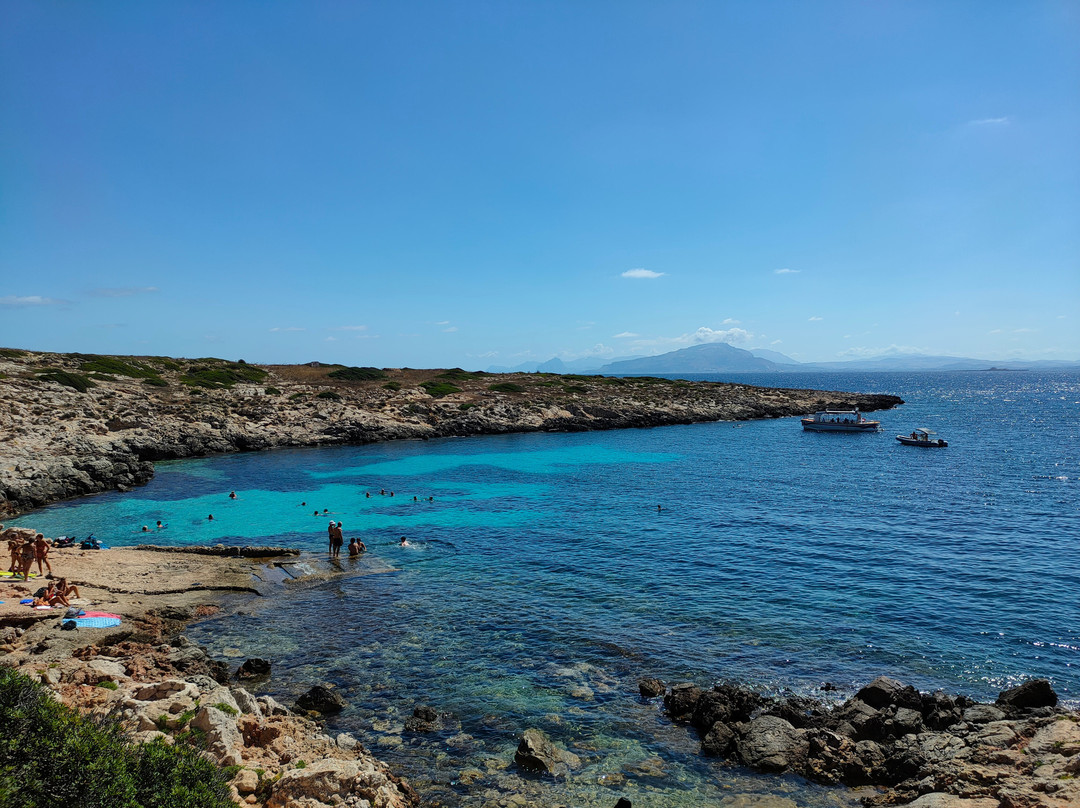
[638,677,665,699]
[513,728,581,775]
[296,683,346,714]
[996,678,1058,710]
[190,704,243,766]
[736,715,808,772]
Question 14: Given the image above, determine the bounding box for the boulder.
[736,715,808,773]
[403,705,442,733]
[190,705,243,766]
[295,683,346,714]
[855,676,921,711]
[701,721,737,757]
[692,684,763,731]
[230,686,262,719]
[513,728,581,775]
[638,677,665,699]
[238,657,271,679]
[265,759,360,808]
[996,678,1057,710]
[663,682,703,720]
[963,704,1006,724]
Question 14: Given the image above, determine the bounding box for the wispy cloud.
[332,325,367,332]
[613,331,639,338]
[325,336,338,342]
[435,320,451,326]
[442,326,458,333]
[968,116,1010,126]
[721,317,740,325]
[808,316,823,322]
[988,329,1004,334]
[270,326,305,332]
[770,339,782,345]
[620,325,753,353]
[773,268,800,275]
[1013,327,1036,333]
[88,286,159,298]
[621,268,664,279]
[0,295,66,307]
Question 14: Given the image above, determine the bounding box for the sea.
[12,371,1080,807]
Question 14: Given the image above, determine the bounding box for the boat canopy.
[914,428,936,436]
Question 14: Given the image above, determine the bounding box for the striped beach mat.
[64,612,123,629]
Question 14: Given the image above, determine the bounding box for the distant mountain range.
[487,344,1080,375]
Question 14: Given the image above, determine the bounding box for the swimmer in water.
[141,525,149,532]
[399,536,409,547]
[657,505,662,512]
[301,501,306,507]
[229,491,237,499]
[365,492,370,498]
[208,514,214,521]
[156,521,164,529]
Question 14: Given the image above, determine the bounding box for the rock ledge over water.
[0,349,903,517]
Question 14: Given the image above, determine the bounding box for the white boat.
[896,428,948,447]
[801,410,880,432]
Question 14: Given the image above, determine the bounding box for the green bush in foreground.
[420,381,461,398]
[0,668,234,808]
[34,368,97,393]
[488,382,525,393]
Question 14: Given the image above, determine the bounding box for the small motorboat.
[897,428,947,447]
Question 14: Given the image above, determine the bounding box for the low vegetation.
[0,668,235,808]
[420,380,462,398]
[34,368,96,393]
[488,382,525,393]
[327,366,386,381]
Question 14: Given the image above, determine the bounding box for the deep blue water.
[14,371,1079,807]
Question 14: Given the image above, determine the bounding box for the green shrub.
[437,368,485,380]
[488,382,525,393]
[458,402,476,411]
[34,369,96,393]
[0,348,27,358]
[212,702,239,716]
[180,361,268,389]
[142,377,168,387]
[149,357,183,371]
[96,680,119,690]
[88,373,115,382]
[77,355,159,380]
[382,381,402,391]
[327,366,386,381]
[288,392,307,401]
[0,668,234,808]
[563,384,588,394]
[316,390,342,400]
[264,387,282,396]
[420,381,461,398]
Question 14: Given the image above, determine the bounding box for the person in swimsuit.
[34,534,51,576]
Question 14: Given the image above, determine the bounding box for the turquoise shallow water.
[13,371,1079,806]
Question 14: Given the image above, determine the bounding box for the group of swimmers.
[2,525,52,581]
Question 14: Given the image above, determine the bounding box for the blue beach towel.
[69,616,121,628]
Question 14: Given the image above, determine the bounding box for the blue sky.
[2,1,1077,367]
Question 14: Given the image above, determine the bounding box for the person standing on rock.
[19,536,36,581]
[327,521,336,554]
[332,522,345,557]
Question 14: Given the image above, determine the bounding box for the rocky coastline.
[639,675,1079,808]
[0,348,903,518]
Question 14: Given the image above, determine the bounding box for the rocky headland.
[0,348,903,518]
[640,675,1080,808]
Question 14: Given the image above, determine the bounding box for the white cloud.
[558,343,616,359]
[968,116,1010,126]
[622,326,753,353]
[613,331,639,338]
[332,325,367,332]
[1013,327,1036,333]
[0,295,65,307]
[442,326,458,333]
[89,286,159,298]
[325,336,338,342]
[621,268,664,279]
[988,329,1004,334]
[808,316,823,321]
[435,320,451,326]
[270,326,305,332]
[721,318,740,325]
[468,351,499,359]
[774,268,800,275]
[770,339,782,345]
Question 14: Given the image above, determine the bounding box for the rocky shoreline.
[0,348,903,517]
[640,675,1080,808]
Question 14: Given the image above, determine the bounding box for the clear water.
[14,371,1080,807]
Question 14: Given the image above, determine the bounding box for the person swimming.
[229,491,237,499]
[208,514,214,521]
[399,536,409,547]
[141,525,149,532]
[156,521,165,529]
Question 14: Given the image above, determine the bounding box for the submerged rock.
[513,728,581,776]
[296,683,346,714]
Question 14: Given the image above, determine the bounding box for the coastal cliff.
[0,348,902,517]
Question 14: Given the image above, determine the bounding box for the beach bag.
[64,607,80,618]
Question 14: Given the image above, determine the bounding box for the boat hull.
[896,436,948,447]
[801,420,880,432]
